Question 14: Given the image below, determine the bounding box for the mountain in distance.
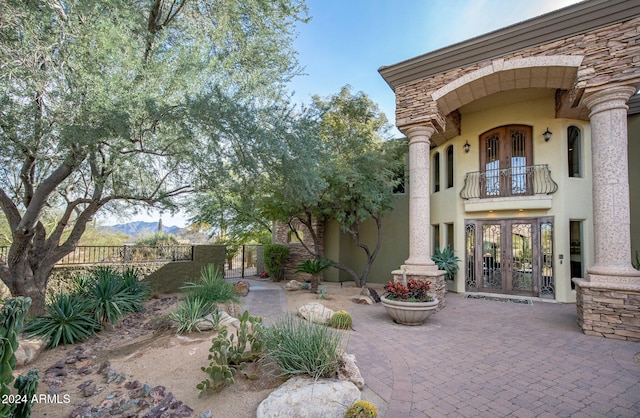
[102,221,185,237]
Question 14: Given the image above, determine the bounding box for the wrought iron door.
[465,218,554,297]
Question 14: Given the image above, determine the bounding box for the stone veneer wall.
[575,281,640,342]
[394,17,640,129]
[273,220,324,281]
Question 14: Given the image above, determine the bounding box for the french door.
[465,218,554,297]
[479,125,533,198]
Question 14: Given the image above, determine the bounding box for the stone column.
[392,124,446,309]
[403,124,438,271]
[581,86,640,284]
[574,85,640,341]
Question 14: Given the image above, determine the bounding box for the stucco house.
[375,0,640,340]
[276,0,639,340]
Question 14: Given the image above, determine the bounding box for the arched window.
[433,152,440,192]
[446,145,454,189]
[568,126,582,178]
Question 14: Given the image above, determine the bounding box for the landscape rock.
[349,295,374,305]
[14,336,48,367]
[285,280,304,291]
[233,280,250,297]
[361,286,381,303]
[256,377,360,418]
[196,310,241,331]
[298,302,334,324]
[336,353,365,389]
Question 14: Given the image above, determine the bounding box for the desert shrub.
[261,315,346,379]
[180,265,237,305]
[344,400,378,418]
[135,232,179,246]
[170,297,218,334]
[24,293,100,348]
[264,244,290,281]
[330,310,353,330]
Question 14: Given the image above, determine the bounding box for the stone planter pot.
[380,295,439,326]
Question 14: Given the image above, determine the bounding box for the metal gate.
[224,245,264,278]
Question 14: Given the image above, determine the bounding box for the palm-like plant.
[24,293,99,348]
[432,245,461,281]
[294,258,333,293]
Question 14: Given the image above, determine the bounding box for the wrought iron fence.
[460,164,558,200]
[57,245,194,265]
[0,245,195,266]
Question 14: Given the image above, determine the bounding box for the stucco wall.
[323,193,409,284]
[429,90,596,302]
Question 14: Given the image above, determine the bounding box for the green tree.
[264,87,405,287]
[0,0,308,315]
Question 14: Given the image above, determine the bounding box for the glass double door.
[466,218,554,297]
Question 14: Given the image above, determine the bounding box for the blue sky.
[289,0,581,135]
[109,0,582,227]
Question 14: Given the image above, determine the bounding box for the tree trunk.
[4,259,51,317]
[310,273,319,293]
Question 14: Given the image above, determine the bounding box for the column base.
[573,278,640,342]
[392,265,446,311]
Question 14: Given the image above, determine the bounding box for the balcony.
[460,164,558,212]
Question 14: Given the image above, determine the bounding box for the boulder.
[15,336,48,367]
[336,353,364,390]
[195,311,240,331]
[256,377,360,418]
[285,280,304,291]
[298,303,334,324]
[233,280,250,297]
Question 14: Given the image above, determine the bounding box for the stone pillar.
[574,85,640,342]
[392,124,446,309]
[582,86,640,284]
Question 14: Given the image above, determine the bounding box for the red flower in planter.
[383,279,433,302]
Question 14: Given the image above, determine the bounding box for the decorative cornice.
[379,0,640,91]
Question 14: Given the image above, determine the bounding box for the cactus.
[0,297,32,417]
[13,369,40,418]
[330,310,353,330]
[197,311,264,397]
[344,400,378,418]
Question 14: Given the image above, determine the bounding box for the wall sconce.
[463,140,470,153]
[543,127,552,142]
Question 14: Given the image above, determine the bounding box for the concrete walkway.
[242,279,640,417]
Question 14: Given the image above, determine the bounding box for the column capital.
[402,124,436,145]
[582,85,637,117]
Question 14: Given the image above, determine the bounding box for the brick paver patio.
[243,279,640,417]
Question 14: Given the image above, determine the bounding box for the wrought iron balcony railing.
[460,164,558,200]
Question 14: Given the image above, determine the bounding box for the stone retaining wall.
[574,280,640,342]
[273,220,324,281]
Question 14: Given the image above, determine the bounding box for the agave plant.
[83,267,146,325]
[180,265,238,304]
[294,258,333,293]
[432,245,461,281]
[24,293,100,348]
